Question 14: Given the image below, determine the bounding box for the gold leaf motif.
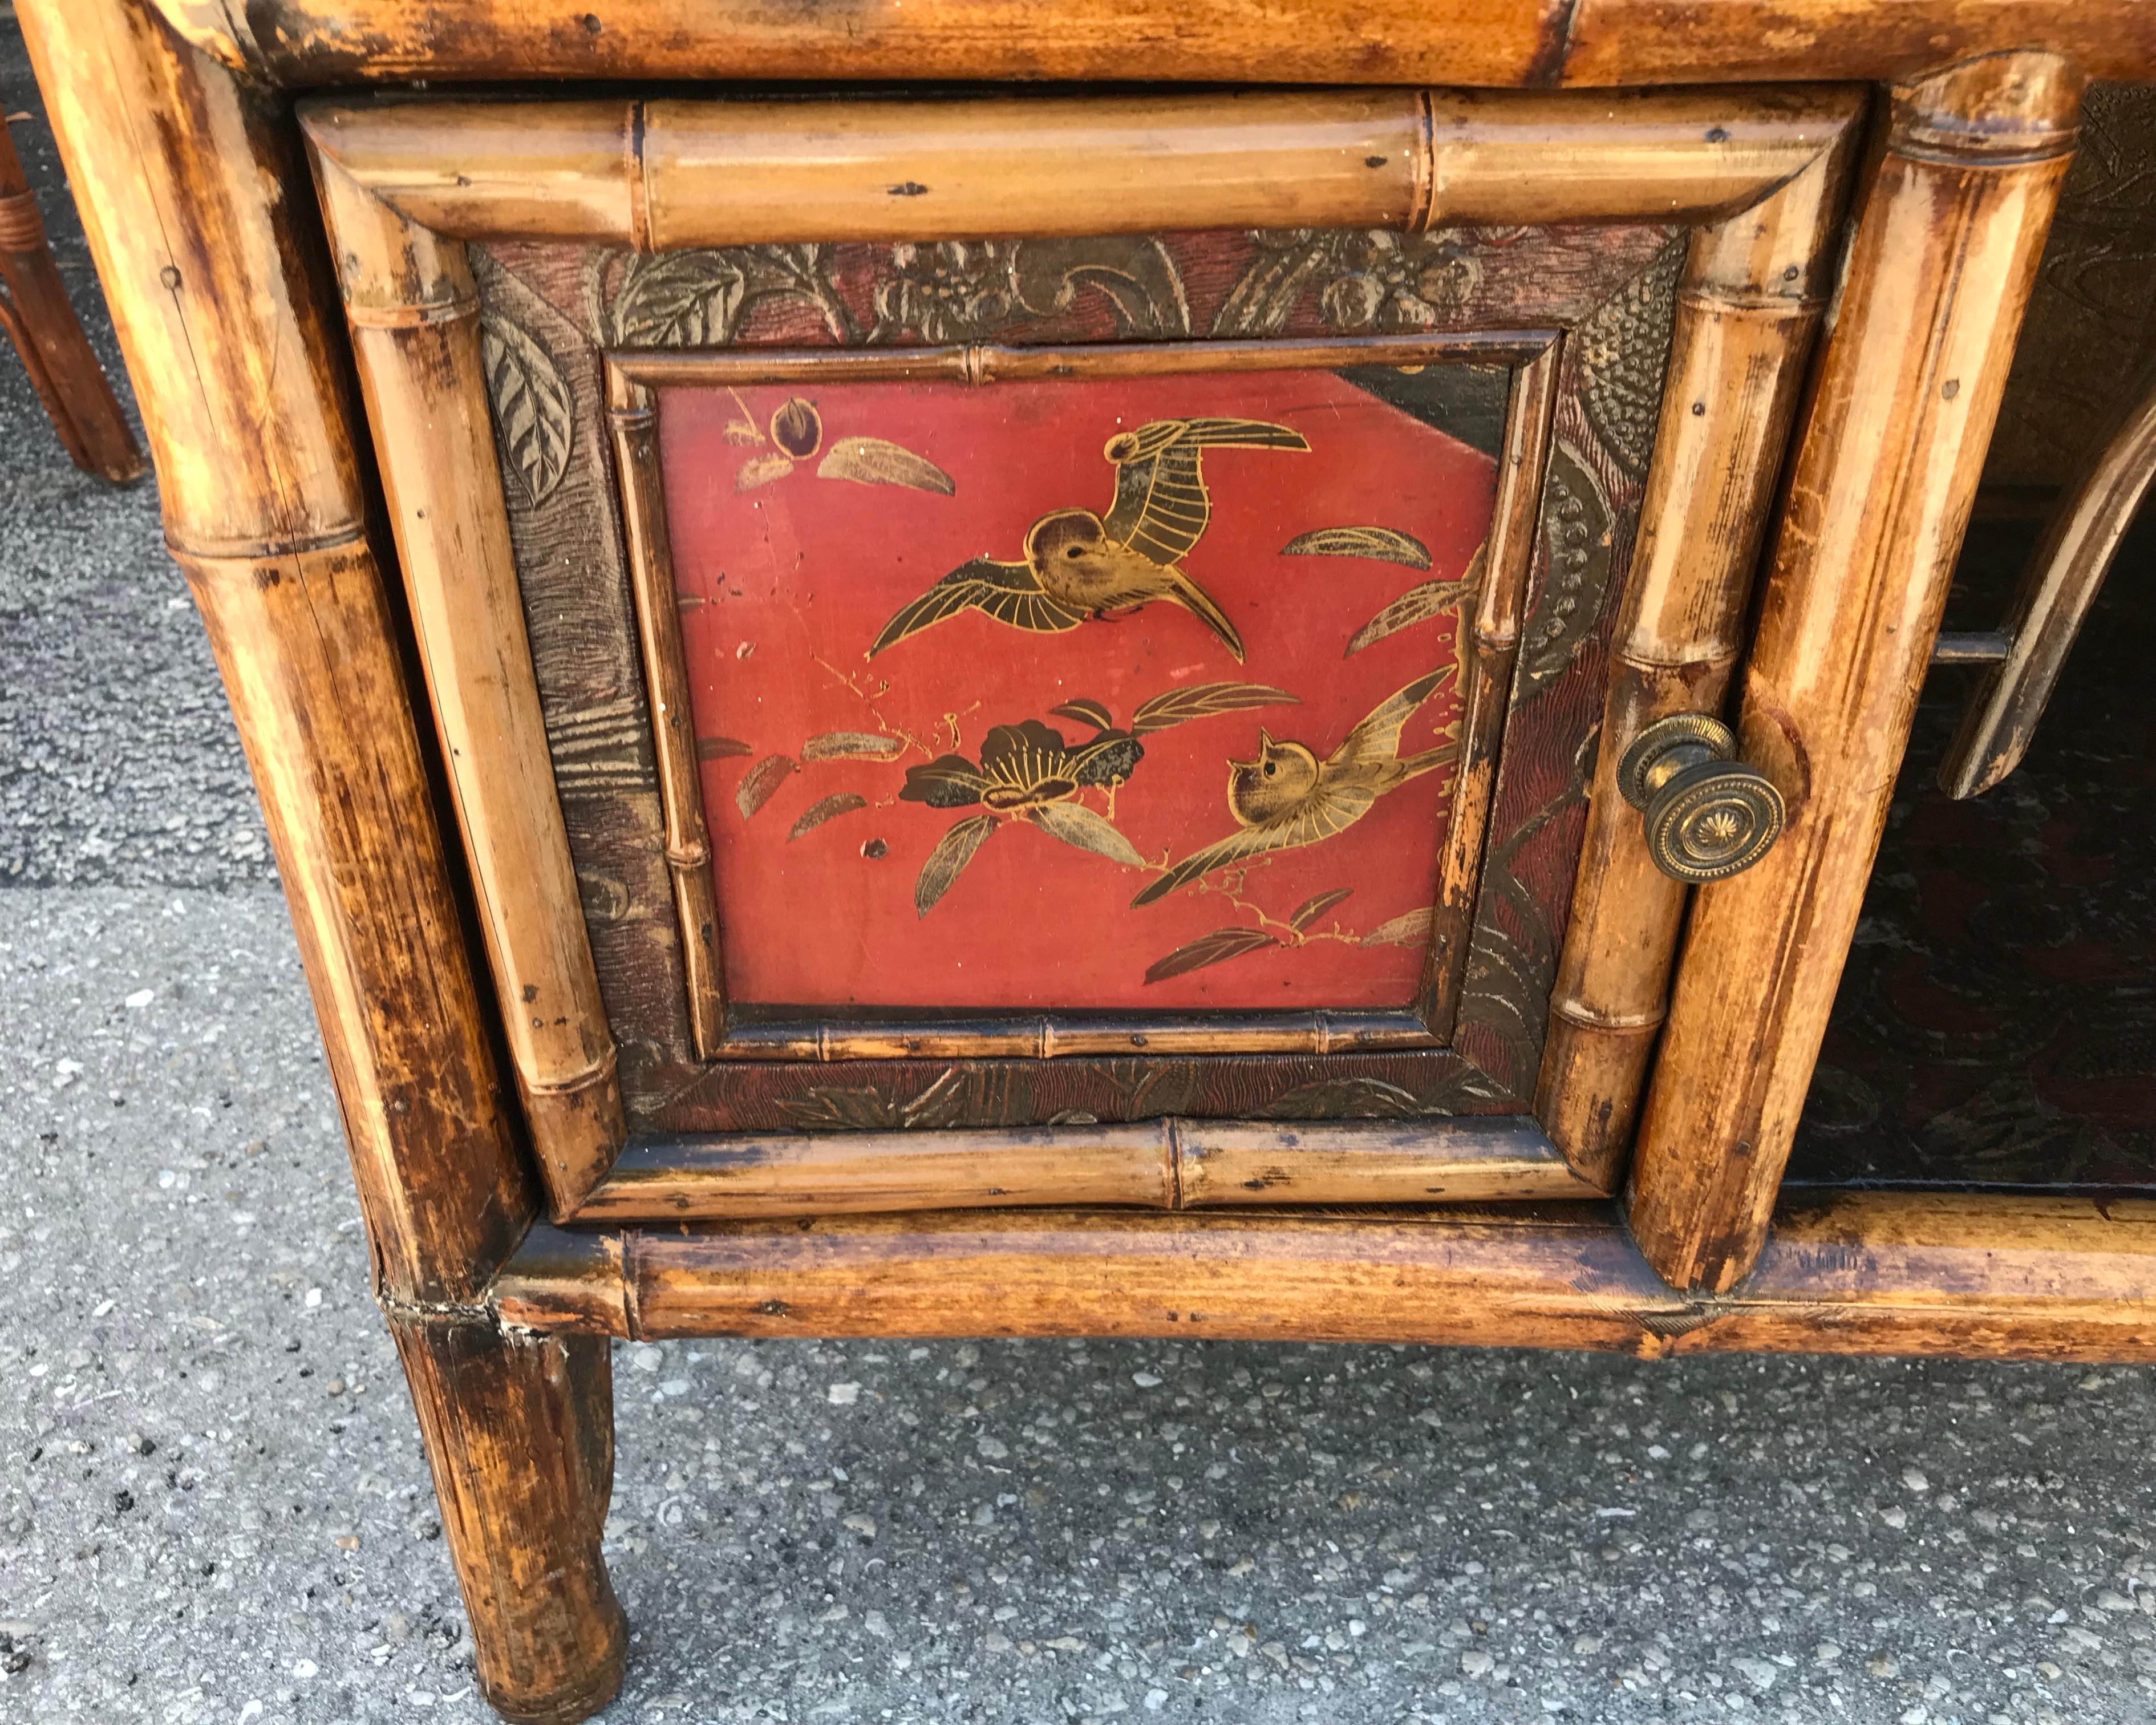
[1143,926,1280,985]
[788,792,868,841]
[695,735,752,760]
[477,310,573,507]
[817,437,956,495]
[1280,526,1431,568]
[1288,888,1354,932]
[1345,543,1484,658]
[1026,803,1146,868]
[735,453,795,493]
[915,813,997,917]
[801,731,905,762]
[1360,907,1436,948]
[1049,697,1115,732]
[736,754,796,818]
[1128,682,1300,737]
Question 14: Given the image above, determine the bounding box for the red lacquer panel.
[656,365,1500,1013]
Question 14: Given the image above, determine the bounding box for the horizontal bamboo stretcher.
[496,1193,2156,1364]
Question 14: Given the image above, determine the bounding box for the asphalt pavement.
[3,19,2155,1724]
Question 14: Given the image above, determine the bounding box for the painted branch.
[309,152,625,1216]
[490,1193,2156,1362]
[0,118,145,482]
[390,1316,626,1724]
[606,371,728,1059]
[300,88,1855,248]
[18,0,534,1303]
[1534,129,1858,1188]
[571,1116,1590,1221]
[1627,53,2084,1293]
[148,0,2156,89]
[1939,372,2156,797]
[1421,341,1562,1035]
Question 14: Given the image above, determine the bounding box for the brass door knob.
[1616,714,1785,884]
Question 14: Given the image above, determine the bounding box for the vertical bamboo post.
[606,367,730,1056]
[15,0,534,1305]
[1421,343,1561,1033]
[391,1318,628,1724]
[18,5,626,1716]
[1626,52,2083,1291]
[1534,130,1857,1188]
[308,147,627,1214]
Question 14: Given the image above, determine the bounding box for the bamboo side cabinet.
[21,3,2156,1720]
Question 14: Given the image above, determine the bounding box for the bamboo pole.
[572,1116,1591,1221]
[1421,343,1562,1034]
[300,87,1857,248]
[17,0,534,1305]
[19,8,625,1716]
[309,148,625,1216]
[491,1193,2156,1362]
[606,370,728,1058]
[1533,127,1859,1189]
[1626,52,2085,1293]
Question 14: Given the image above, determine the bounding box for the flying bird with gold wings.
[1131,667,1458,906]
[868,417,1309,663]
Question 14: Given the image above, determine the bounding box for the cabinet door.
[305,87,1859,1218]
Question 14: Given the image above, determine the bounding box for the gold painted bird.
[1132,667,1458,906]
[868,417,1309,662]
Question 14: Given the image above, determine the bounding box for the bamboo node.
[343,291,481,329]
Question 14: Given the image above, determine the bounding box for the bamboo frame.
[302,88,1858,248]
[1533,125,1859,1187]
[1627,52,2085,1292]
[309,145,625,1218]
[574,1116,1592,1220]
[286,87,1871,1190]
[1421,341,1562,1038]
[294,81,1869,1208]
[605,369,728,1058]
[607,333,1554,1064]
[492,1191,2156,1363]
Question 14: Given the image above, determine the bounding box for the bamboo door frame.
[301,85,1862,1220]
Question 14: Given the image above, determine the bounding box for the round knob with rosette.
[1616,714,1786,884]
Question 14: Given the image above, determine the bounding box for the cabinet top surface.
[146,0,2156,90]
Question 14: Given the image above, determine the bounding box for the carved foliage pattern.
[1449,238,1681,1094]
[476,223,1678,1131]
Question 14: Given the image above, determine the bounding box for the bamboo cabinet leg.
[1626,52,2084,1292]
[18,3,627,1718]
[1534,135,1855,1187]
[392,1319,628,1725]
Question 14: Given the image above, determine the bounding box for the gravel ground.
[4,19,2156,1725]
